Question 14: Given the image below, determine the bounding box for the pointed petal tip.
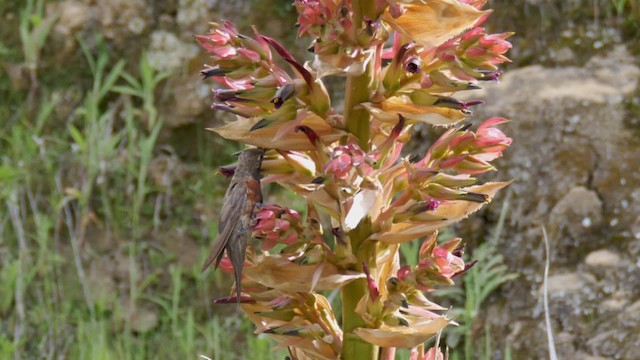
[250,119,270,131]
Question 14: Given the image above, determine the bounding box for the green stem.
[344,0,376,152]
[342,1,379,359]
[341,218,378,360]
[344,70,373,151]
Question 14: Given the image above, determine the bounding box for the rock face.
[45,0,295,133]
[584,249,622,268]
[458,46,640,359]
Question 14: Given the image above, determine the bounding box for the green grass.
[0,2,277,358]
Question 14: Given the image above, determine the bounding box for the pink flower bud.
[466,46,487,58]
[325,153,353,180]
[461,26,484,41]
[237,48,261,63]
[448,132,476,149]
[397,266,412,281]
[253,205,302,250]
[324,143,372,181]
[218,257,235,274]
[416,238,465,283]
[295,0,330,37]
[424,347,445,360]
[363,262,379,301]
[432,247,464,278]
[388,1,405,18]
[479,33,512,54]
[439,155,466,169]
[451,155,495,174]
[473,117,511,156]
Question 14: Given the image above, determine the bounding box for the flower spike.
[196,2,512,356]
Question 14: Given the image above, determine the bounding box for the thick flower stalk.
[197,0,512,359]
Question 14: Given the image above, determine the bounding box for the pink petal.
[439,155,466,169]
[283,232,298,245]
[274,219,291,231]
[237,48,261,62]
[466,46,487,58]
[261,237,278,251]
[397,266,412,281]
[477,117,509,132]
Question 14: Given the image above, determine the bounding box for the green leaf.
[0,165,18,182]
[99,60,126,99]
[0,260,19,313]
[68,124,86,151]
[111,86,139,96]
[120,71,142,92]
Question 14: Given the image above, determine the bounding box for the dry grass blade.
[541,226,558,360]
[6,197,26,360]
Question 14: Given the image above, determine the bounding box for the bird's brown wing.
[201,180,247,272]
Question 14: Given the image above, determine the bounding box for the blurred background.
[0,0,639,359]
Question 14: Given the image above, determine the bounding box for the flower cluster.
[364,1,513,135]
[253,205,303,250]
[397,233,467,291]
[353,232,467,349]
[420,27,513,83]
[195,21,280,93]
[324,143,373,181]
[354,262,450,348]
[422,117,512,174]
[197,21,335,151]
[197,0,512,358]
[294,0,389,75]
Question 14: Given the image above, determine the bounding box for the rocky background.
[463,46,640,359]
[1,0,639,359]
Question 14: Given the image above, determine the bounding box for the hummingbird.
[202,148,265,302]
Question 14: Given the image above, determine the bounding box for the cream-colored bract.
[371,181,512,244]
[384,0,489,48]
[354,316,451,348]
[209,113,344,151]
